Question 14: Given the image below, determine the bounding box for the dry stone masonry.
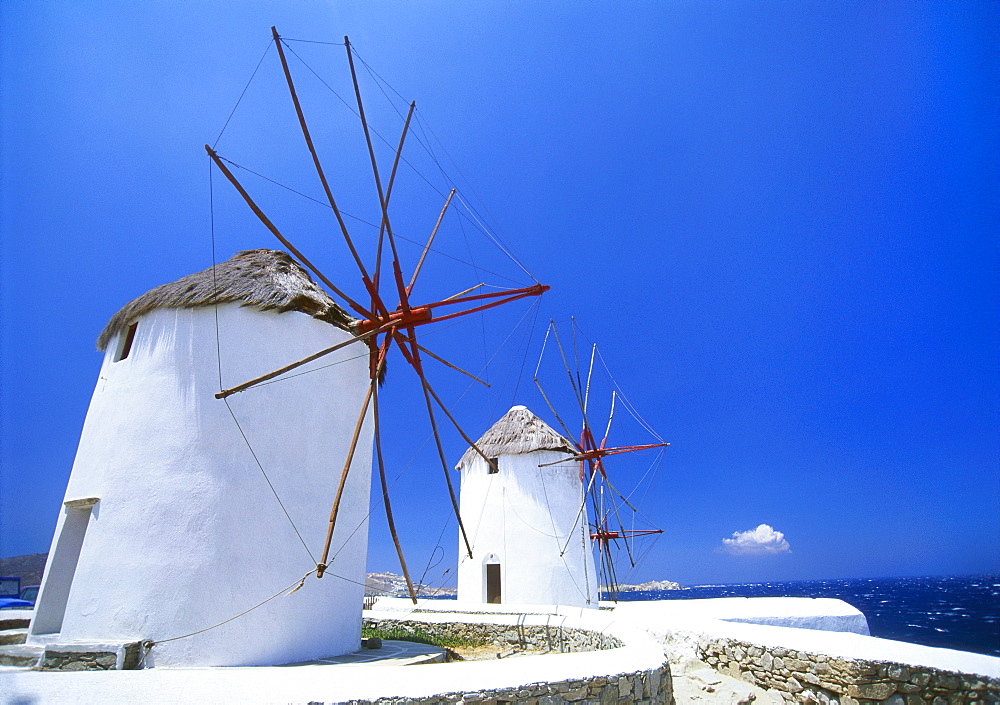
[362,615,671,704]
[329,670,668,705]
[699,636,1000,704]
[363,616,624,654]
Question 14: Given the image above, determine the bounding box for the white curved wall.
[457,450,598,608]
[29,304,374,666]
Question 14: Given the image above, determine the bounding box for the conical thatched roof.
[455,405,575,470]
[97,249,355,351]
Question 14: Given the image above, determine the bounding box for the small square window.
[487,457,499,474]
[114,322,139,362]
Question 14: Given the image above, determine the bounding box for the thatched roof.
[455,405,575,470]
[97,249,355,351]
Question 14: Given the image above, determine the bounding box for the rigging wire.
[139,561,392,663]
[140,567,319,660]
[214,156,525,287]
[594,346,665,443]
[223,398,317,565]
[281,38,345,46]
[406,107,533,279]
[213,39,273,149]
[509,297,542,407]
[287,41,539,283]
[208,152,316,567]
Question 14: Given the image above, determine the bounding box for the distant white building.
[28,249,374,667]
[456,406,598,608]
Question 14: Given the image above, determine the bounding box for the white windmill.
[28,250,375,666]
[29,27,548,668]
[455,405,600,608]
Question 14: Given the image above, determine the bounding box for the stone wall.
[41,650,117,671]
[363,616,623,654]
[699,636,1000,704]
[362,615,671,704]
[40,642,141,671]
[338,670,668,704]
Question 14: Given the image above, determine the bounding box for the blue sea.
[607,575,1000,657]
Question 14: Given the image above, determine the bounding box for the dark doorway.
[486,563,501,604]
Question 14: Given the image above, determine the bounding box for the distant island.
[365,571,685,597]
[612,579,685,592]
[365,571,456,597]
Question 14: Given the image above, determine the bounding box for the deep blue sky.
[1,2,997,587]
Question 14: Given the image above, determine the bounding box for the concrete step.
[0,643,43,667]
[0,615,31,631]
[0,628,27,645]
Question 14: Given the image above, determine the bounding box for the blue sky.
[1,2,997,587]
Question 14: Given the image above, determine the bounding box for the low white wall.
[613,597,1000,703]
[614,597,870,636]
[2,605,672,704]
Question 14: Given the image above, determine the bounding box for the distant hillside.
[0,552,47,586]
[365,571,456,597]
[0,554,456,598]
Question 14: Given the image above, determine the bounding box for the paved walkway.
[282,639,446,666]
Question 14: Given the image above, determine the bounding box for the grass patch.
[362,625,484,649]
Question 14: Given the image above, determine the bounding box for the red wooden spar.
[591,528,664,545]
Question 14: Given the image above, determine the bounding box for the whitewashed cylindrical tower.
[28,249,374,667]
[456,405,598,608]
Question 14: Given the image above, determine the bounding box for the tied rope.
[138,567,318,667]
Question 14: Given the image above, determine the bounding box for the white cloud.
[720,524,791,556]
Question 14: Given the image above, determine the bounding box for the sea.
[607,575,1000,657]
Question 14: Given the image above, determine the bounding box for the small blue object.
[0,585,38,610]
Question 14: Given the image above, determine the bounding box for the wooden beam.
[271,27,372,285]
[205,145,372,320]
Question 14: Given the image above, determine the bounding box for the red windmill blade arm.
[415,368,475,559]
[214,319,396,399]
[590,528,664,540]
[576,442,671,461]
[355,283,549,336]
[372,381,418,604]
[418,283,549,325]
[535,442,669,468]
[426,283,549,310]
[395,334,490,388]
[407,189,456,297]
[270,28,373,288]
[345,36,412,316]
[390,329,498,471]
[373,101,415,295]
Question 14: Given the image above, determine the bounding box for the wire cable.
[213,40,273,149]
